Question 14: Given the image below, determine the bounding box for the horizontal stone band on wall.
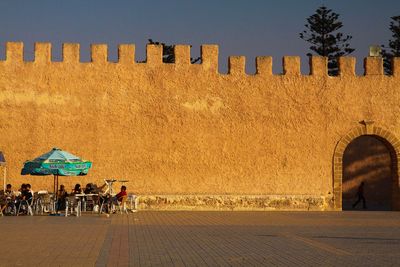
[3,42,400,77]
[135,195,333,211]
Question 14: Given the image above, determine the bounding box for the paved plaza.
[0,211,399,266]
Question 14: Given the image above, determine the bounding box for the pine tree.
[381,16,400,75]
[147,39,201,64]
[299,6,355,75]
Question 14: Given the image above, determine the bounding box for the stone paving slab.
[0,211,399,266]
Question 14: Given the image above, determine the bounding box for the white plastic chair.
[65,196,81,217]
[17,197,33,216]
[116,196,128,214]
[99,194,112,215]
[127,194,138,212]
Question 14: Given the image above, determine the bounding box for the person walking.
[352,182,367,209]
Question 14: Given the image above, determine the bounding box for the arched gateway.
[333,123,400,210]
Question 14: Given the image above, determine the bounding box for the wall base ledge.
[135,194,334,211]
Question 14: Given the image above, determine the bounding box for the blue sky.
[0,0,399,73]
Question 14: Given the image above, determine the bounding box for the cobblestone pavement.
[0,211,399,266]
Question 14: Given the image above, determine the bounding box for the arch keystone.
[359,120,375,134]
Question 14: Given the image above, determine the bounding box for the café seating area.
[0,179,138,217]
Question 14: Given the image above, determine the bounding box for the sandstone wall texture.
[0,42,399,210]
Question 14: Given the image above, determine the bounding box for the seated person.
[3,184,15,199]
[18,183,26,194]
[56,184,68,211]
[15,184,24,202]
[25,184,34,205]
[21,185,33,202]
[83,183,97,211]
[71,184,82,195]
[84,183,94,194]
[113,186,127,204]
[92,183,107,194]
[111,186,129,214]
[91,183,108,212]
[16,184,33,214]
[1,184,15,214]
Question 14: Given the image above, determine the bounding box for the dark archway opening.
[342,135,394,211]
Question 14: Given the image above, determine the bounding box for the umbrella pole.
[54,175,57,201]
[56,175,59,200]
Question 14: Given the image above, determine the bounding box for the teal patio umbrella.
[21,148,92,199]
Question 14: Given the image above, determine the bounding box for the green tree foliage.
[147,39,201,64]
[299,6,355,75]
[381,16,400,75]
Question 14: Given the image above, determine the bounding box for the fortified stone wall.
[0,42,399,210]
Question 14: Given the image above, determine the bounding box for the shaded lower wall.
[135,195,331,211]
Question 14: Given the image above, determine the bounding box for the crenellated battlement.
[2,42,400,77]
